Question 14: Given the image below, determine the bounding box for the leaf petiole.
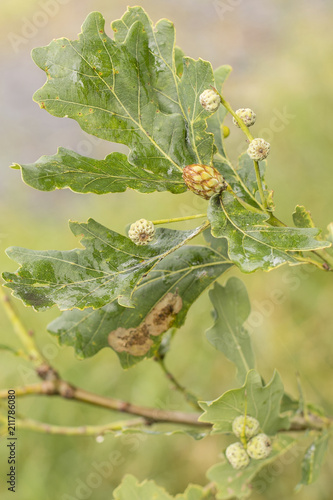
[151,214,207,225]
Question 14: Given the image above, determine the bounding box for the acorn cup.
[182,164,228,200]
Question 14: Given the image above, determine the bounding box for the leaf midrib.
[68,31,183,172]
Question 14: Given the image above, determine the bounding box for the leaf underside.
[206,278,255,383]
[297,432,329,488]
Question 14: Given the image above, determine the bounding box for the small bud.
[247,433,272,460]
[247,138,270,161]
[225,442,250,470]
[182,164,227,200]
[128,219,155,246]
[199,89,221,113]
[233,108,256,128]
[232,415,260,439]
[223,125,230,138]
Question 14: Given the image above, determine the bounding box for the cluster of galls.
[225,415,272,470]
[199,88,270,162]
[128,89,271,244]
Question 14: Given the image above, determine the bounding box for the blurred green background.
[0,0,333,498]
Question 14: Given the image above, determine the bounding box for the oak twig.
[155,354,201,411]
[0,414,147,436]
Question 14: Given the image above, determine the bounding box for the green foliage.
[207,435,296,499]
[297,432,330,488]
[208,192,329,272]
[206,278,255,382]
[2,6,333,499]
[29,9,219,192]
[199,370,290,435]
[12,148,186,194]
[206,66,232,160]
[113,474,205,500]
[292,205,315,228]
[115,426,208,440]
[47,244,231,366]
[3,220,206,310]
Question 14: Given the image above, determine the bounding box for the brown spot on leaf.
[145,292,183,336]
[108,292,183,356]
[108,325,153,356]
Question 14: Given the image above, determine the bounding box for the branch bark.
[0,382,331,432]
[0,414,147,436]
[0,382,207,427]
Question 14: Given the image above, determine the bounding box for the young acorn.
[128,219,155,246]
[233,108,256,128]
[199,89,221,113]
[247,138,270,161]
[182,164,227,200]
[232,415,260,439]
[247,433,272,460]
[225,442,250,470]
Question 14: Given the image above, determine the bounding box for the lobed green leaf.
[206,278,255,383]
[207,435,296,499]
[208,192,330,272]
[13,148,186,195]
[199,370,290,435]
[47,244,232,367]
[296,432,329,489]
[28,9,223,195]
[113,474,205,500]
[292,205,315,228]
[3,220,206,311]
[207,65,232,160]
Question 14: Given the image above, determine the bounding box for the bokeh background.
[1,0,333,499]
